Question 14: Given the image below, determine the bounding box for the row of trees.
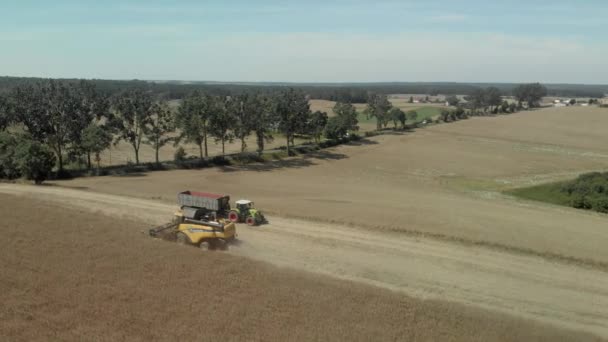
[0,80,365,182]
[0,78,558,183]
[364,93,420,130]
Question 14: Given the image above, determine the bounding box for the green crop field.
[508,182,571,207]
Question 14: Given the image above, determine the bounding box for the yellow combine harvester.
[149,191,237,250]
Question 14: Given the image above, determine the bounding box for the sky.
[1,0,607,84]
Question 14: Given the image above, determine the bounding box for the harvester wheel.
[199,240,211,251]
[176,232,189,245]
[209,239,220,250]
[245,216,256,226]
[228,211,239,223]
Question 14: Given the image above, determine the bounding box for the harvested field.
[2,184,608,339]
[1,194,596,342]
[56,106,608,265]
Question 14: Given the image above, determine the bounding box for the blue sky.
[1,1,606,83]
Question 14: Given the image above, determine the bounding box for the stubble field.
[63,106,608,264]
[1,195,593,342]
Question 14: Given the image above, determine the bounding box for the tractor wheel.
[228,211,239,223]
[245,216,256,226]
[176,232,189,245]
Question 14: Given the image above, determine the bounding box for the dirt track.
[2,183,608,337]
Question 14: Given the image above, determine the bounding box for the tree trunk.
[134,146,139,164]
[198,142,203,160]
[203,128,208,157]
[240,137,246,152]
[286,134,290,156]
[257,131,264,154]
[57,145,64,171]
[376,119,381,131]
[221,138,225,157]
[155,146,159,164]
[87,152,91,170]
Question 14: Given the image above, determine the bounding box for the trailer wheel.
[228,211,239,223]
[245,216,256,226]
[176,232,189,245]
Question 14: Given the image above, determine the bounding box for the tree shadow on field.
[38,183,90,191]
[109,172,148,178]
[380,129,416,136]
[346,139,379,146]
[219,150,348,173]
[219,157,315,173]
[302,150,348,161]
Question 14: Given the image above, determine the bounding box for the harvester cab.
[229,199,266,226]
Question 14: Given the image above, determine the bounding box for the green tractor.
[227,199,266,226]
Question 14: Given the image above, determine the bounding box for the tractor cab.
[235,199,254,211]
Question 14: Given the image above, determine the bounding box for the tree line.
[0,78,572,184]
[1,76,604,103]
[0,80,365,183]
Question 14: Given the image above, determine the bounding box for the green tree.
[484,87,502,112]
[513,83,547,108]
[366,93,392,130]
[144,100,175,164]
[111,89,154,164]
[446,95,460,106]
[10,80,101,172]
[71,81,111,168]
[208,96,235,157]
[389,107,405,129]
[466,88,486,111]
[439,110,451,122]
[0,132,20,179]
[309,110,328,144]
[14,139,56,184]
[275,88,311,156]
[408,96,414,103]
[0,95,11,131]
[176,91,213,160]
[82,123,112,169]
[324,116,346,140]
[250,95,276,154]
[230,94,255,152]
[406,110,418,123]
[332,102,359,132]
